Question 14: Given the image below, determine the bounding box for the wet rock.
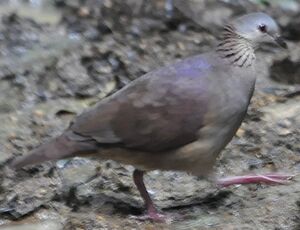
[276,0,300,12]
[59,0,111,40]
[0,221,63,230]
[0,175,59,219]
[270,57,300,84]
[38,49,117,99]
[0,0,62,25]
[57,158,99,187]
[262,98,300,123]
[173,0,259,34]
[0,14,81,104]
[285,15,300,41]
[56,52,97,97]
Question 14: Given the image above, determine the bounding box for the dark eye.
[258,24,267,33]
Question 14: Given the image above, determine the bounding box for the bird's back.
[69,52,256,174]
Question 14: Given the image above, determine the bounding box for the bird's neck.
[216,25,255,67]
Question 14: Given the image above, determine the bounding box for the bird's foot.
[217,173,295,187]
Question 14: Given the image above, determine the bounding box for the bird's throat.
[216,25,255,67]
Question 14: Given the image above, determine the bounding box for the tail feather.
[10,132,98,169]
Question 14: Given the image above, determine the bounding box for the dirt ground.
[0,0,299,229]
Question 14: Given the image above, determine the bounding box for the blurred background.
[0,0,299,229]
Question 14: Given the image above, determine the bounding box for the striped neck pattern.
[216,25,255,67]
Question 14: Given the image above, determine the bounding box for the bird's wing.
[70,55,212,152]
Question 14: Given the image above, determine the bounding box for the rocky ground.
[0,0,299,229]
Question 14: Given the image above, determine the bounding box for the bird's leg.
[217,173,294,187]
[133,169,165,221]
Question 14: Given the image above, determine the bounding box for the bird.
[10,12,291,221]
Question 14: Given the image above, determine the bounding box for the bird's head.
[231,12,287,49]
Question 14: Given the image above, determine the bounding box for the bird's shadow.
[162,190,232,211]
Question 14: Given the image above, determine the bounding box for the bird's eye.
[258,24,267,33]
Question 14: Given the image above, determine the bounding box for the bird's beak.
[273,35,288,49]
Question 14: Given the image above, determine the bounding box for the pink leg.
[217,173,294,187]
[133,169,165,222]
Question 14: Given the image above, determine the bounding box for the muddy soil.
[0,0,299,229]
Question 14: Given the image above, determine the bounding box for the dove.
[11,12,291,221]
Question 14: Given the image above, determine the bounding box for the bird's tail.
[10,131,98,169]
